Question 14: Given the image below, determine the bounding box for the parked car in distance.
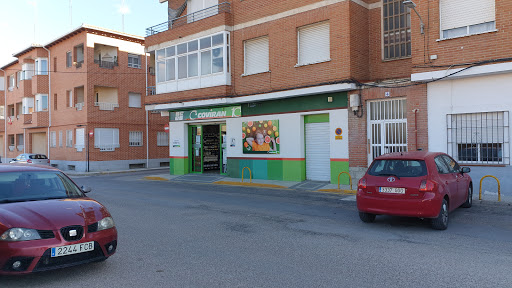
[0,164,117,275]
[356,151,472,230]
[9,154,50,166]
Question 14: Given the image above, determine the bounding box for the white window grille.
[447,111,509,165]
[50,132,57,147]
[59,131,63,147]
[440,0,495,39]
[368,99,408,164]
[66,130,73,147]
[75,128,85,151]
[129,131,143,146]
[244,36,269,76]
[128,93,141,108]
[297,22,330,66]
[128,54,141,68]
[157,132,169,146]
[94,128,120,151]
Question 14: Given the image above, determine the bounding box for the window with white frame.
[157,132,169,146]
[128,54,141,68]
[66,51,72,68]
[50,131,57,147]
[59,131,63,147]
[244,36,269,76]
[35,94,48,112]
[35,58,48,75]
[17,71,22,87]
[94,128,120,151]
[383,0,411,59]
[0,76,4,91]
[156,32,227,83]
[66,130,73,147]
[128,92,141,108]
[129,131,143,146]
[440,0,496,39]
[75,128,85,150]
[8,75,15,90]
[22,97,34,114]
[75,45,84,64]
[297,22,330,66]
[67,90,73,107]
[22,63,34,80]
[447,111,509,165]
[0,106,4,120]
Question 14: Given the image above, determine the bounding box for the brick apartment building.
[144,0,510,194]
[0,24,168,172]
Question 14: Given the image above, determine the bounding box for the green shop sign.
[170,106,242,121]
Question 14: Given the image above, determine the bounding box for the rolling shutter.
[244,37,269,75]
[440,0,495,31]
[298,22,330,65]
[306,122,330,181]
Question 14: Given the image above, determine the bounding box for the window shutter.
[245,37,269,75]
[440,0,495,31]
[298,22,330,65]
[76,128,85,147]
[129,93,141,108]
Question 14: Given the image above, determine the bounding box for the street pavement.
[1,169,511,287]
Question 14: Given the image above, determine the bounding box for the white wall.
[87,34,145,55]
[428,73,512,152]
[329,109,349,159]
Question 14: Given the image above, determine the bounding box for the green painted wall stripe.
[227,158,305,181]
[304,113,329,123]
[330,160,350,185]
[170,157,188,175]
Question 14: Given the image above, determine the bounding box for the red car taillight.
[47,159,50,163]
[358,178,367,189]
[27,159,32,163]
[419,180,436,192]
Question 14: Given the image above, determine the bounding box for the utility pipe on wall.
[42,46,51,159]
[0,68,6,163]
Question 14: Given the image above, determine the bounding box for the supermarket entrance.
[189,124,227,174]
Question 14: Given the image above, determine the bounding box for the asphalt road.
[2,170,512,288]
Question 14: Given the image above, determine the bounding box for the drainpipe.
[145,53,149,168]
[0,68,6,163]
[41,46,51,160]
[413,109,419,150]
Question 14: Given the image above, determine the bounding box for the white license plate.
[51,241,94,258]
[379,187,405,194]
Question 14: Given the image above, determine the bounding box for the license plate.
[379,187,405,194]
[51,241,94,258]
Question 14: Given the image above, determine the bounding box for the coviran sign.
[170,106,242,121]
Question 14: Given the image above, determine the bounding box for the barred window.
[157,132,169,146]
[447,112,510,165]
[129,131,143,147]
[383,0,411,60]
[128,54,141,68]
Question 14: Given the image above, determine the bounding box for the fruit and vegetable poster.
[242,120,280,154]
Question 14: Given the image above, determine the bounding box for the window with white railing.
[157,132,169,146]
[94,128,120,151]
[447,111,510,165]
[129,131,143,146]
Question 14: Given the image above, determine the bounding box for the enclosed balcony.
[94,44,118,69]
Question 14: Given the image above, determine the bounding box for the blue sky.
[0,0,168,66]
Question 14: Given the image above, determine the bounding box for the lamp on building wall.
[403,0,425,34]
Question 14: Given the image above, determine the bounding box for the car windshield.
[368,159,427,178]
[0,171,84,203]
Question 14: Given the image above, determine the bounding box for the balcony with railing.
[146,2,232,45]
[94,59,118,69]
[95,102,119,111]
[23,111,49,128]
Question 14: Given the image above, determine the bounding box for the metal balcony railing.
[75,103,84,111]
[146,2,230,36]
[94,59,118,69]
[95,102,119,111]
[147,86,156,96]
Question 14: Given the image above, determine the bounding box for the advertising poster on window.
[242,120,280,154]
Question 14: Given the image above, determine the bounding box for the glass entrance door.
[191,126,202,173]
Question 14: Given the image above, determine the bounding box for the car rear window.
[368,159,427,178]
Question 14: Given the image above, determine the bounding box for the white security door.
[306,122,330,181]
[368,99,407,165]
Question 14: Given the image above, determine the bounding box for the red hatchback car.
[0,164,117,275]
[357,152,472,230]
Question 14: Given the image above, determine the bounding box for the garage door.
[306,122,330,181]
[31,133,47,155]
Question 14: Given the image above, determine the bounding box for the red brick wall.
[410,0,512,73]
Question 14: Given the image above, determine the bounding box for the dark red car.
[357,152,472,230]
[0,164,117,275]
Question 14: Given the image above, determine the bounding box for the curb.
[213,181,289,189]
